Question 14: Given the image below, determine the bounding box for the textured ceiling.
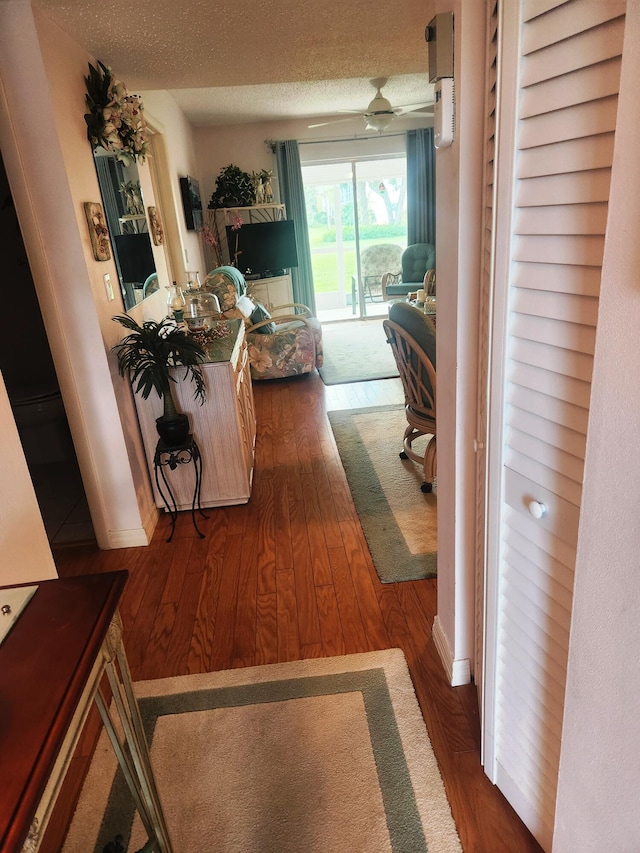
[36,0,436,126]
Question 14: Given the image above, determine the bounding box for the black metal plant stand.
[153,435,208,542]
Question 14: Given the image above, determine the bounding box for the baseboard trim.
[104,507,159,550]
[432,615,471,687]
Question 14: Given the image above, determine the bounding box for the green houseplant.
[207,164,256,209]
[112,314,206,446]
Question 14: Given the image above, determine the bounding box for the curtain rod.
[299,132,408,145]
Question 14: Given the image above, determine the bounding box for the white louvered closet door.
[474,0,499,722]
[484,1,625,850]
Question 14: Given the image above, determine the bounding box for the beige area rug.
[63,651,461,853]
[318,321,400,385]
[328,405,437,582]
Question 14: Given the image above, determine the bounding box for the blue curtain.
[406,128,436,246]
[274,140,316,313]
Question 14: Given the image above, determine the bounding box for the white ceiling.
[35,0,436,127]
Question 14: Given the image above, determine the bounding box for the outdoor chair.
[383,301,437,492]
[351,243,402,312]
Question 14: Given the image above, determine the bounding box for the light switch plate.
[0,585,38,646]
[104,273,115,301]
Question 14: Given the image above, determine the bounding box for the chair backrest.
[383,301,436,417]
[142,272,158,298]
[202,266,247,312]
[401,243,436,283]
[360,244,402,279]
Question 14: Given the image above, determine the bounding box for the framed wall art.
[83,201,111,261]
[148,206,164,245]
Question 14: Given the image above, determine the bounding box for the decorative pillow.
[202,266,248,312]
[202,272,238,311]
[250,302,277,334]
[236,295,255,318]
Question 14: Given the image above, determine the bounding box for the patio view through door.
[301,157,407,322]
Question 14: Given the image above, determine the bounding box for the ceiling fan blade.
[394,102,434,114]
[398,109,435,117]
[308,115,360,129]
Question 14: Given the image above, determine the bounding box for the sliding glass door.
[302,157,407,322]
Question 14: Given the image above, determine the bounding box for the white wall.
[553,5,640,848]
[0,372,56,584]
[1,2,250,555]
[0,0,158,552]
[141,90,207,285]
[432,0,485,684]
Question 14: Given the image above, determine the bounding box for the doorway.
[0,153,94,546]
[302,157,407,323]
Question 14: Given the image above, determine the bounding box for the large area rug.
[328,405,437,582]
[318,321,399,385]
[63,650,461,853]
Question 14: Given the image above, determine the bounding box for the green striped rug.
[63,650,460,853]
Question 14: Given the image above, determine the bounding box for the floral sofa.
[202,267,323,381]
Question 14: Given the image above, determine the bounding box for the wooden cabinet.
[134,320,256,510]
[0,572,172,853]
[248,273,294,316]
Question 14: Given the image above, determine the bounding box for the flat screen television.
[179,176,203,230]
[226,220,298,277]
[114,233,156,283]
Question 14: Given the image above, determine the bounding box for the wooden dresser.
[0,572,172,853]
[134,318,256,510]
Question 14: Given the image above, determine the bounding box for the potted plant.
[207,164,256,209]
[112,314,206,446]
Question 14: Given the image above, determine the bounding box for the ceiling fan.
[309,77,433,133]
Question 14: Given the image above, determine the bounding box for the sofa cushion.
[401,243,436,284]
[250,303,277,334]
[385,282,417,296]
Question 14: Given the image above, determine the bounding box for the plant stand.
[153,435,207,542]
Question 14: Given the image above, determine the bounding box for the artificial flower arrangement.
[200,222,224,268]
[200,211,245,269]
[229,211,244,267]
[84,61,150,166]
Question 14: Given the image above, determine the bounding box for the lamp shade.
[365,113,394,133]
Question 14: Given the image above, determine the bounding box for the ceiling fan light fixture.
[365,113,394,133]
[367,92,393,114]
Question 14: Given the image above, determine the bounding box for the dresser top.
[0,571,127,853]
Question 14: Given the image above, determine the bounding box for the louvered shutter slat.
[489,7,624,840]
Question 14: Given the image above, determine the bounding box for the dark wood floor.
[51,371,542,853]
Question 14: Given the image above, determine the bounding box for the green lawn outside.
[308,228,406,294]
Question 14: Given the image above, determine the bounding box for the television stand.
[247,272,293,318]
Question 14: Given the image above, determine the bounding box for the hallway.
[52,372,541,853]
